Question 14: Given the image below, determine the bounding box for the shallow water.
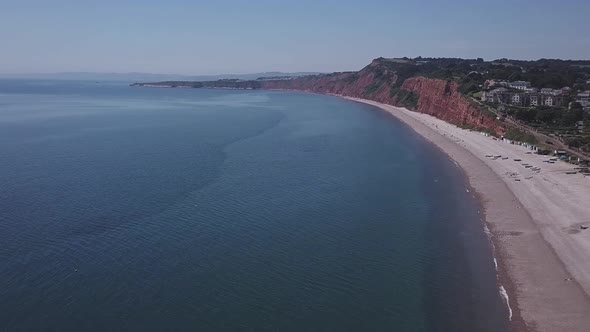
[0,80,507,331]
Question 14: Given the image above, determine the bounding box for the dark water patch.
[0,82,507,331]
[418,143,507,332]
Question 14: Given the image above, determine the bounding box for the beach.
[344,97,590,332]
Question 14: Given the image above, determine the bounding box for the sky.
[1,0,589,75]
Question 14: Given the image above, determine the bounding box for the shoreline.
[341,96,590,332]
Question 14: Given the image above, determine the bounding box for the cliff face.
[256,59,503,135]
[401,77,503,134]
[134,58,504,135]
[259,59,399,104]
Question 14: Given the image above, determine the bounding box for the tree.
[561,109,584,126]
[535,107,557,124]
[515,108,537,122]
[566,137,582,148]
[458,82,479,95]
[508,72,523,81]
[571,102,583,111]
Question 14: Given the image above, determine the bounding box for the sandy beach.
[344,97,590,332]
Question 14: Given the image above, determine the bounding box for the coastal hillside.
[133,58,504,135]
[260,60,503,135]
[133,57,590,141]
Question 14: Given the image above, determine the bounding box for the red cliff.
[401,77,503,134]
[258,59,503,135]
[137,58,504,135]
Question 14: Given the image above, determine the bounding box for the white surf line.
[488,237,513,322]
[499,285,513,321]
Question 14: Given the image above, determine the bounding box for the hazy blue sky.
[1,0,588,74]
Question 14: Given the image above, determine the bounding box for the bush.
[458,82,479,95]
[364,82,382,96]
[395,89,419,109]
[504,127,538,144]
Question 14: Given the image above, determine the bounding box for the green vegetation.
[482,108,498,119]
[453,58,589,90]
[389,86,400,98]
[396,90,419,110]
[364,82,382,96]
[480,126,496,136]
[458,123,476,130]
[564,136,590,151]
[502,104,589,151]
[484,59,588,89]
[344,73,359,83]
[388,84,418,110]
[369,57,590,145]
[458,72,484,95]
[510,106,584,127]
[371,57,469,84]
[458,81,479,95]
[371,57,590,93]
[503,127,538,144]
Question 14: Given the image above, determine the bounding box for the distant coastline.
[0,71,322,82]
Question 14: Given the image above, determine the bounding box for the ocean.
[0,80,507,331]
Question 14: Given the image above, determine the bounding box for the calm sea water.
[0,80,507,331]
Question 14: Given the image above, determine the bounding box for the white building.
[576,91,590,107]
[508,81,531,90]
[511,93,526,105]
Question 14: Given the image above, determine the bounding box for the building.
[484,79,507,88]
[576,91,590,111]
[526,90,565,107]
[482,84,566,107]
[482,88,510,104]
[481,91,492,102]
[544,95,556,106]
[540,88,560,95]
[483,90,563,107]
[510,93,528,106]
[576,91,590,107]
[508,81,531,90]
[536,89,565,106]
[540,88,564,96]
